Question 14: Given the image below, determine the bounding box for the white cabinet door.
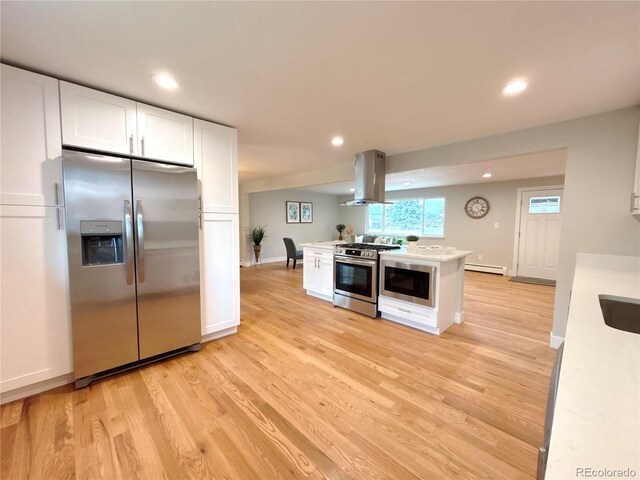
[194,119,238,213]
[200,213,240,335]
[0,205,72,393]
[303,258,321,292]
[632,121,640,215]
[137,103,193,166]
[1,65,62,206]
[60,81,137,155]
[319,257,334,297]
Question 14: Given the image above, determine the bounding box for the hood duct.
[340,150,389,206]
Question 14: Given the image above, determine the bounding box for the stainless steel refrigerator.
[63,150,201,387]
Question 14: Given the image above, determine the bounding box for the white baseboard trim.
[507,269,516,277]
[202,326,238,343]
[1,373,74,405]
[307,290,333,302]
[464,263,507,275]
[455,311,464,324]
[245,256,287,267]
[549,332,565,349]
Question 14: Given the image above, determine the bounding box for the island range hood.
[340,149,389,206]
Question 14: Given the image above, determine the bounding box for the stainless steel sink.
[599,295,640,335]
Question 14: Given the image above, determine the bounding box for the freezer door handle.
[135,199,145,283]
[124,200,134,285]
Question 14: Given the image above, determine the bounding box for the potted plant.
[406,234,419,249]
[336,223,346,240]
[250,225,267,263]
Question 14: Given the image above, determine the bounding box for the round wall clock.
[465,196,490,219]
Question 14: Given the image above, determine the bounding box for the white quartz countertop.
[546,253,640,479]
[379,247,472,262]
[299,240,345,250]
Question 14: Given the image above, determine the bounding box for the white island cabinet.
[378,249,472,335]
[300,241,344,301]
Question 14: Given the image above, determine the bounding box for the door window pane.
[529,196,560,214]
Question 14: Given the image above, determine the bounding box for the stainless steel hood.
[340,150,389,206]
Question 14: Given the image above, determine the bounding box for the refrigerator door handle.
[124,200,134,285]
[136,199,145,283]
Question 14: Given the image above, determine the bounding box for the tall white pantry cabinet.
[0,65,72,396]
[0,64,240,401]
[194,119,240,339]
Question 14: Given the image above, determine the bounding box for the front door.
[517,188,563,280]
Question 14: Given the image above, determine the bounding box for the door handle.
[54,182,60,206]
[141,137,145,157]
[124,200,134,285]
[135,199,145,283]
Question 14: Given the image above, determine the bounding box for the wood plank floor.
[1,265,556,479]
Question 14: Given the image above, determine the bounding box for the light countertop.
[379,247,472,262]
[299,240,346,250]
[546,253,640,478]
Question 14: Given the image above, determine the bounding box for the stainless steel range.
[333,243,401,317]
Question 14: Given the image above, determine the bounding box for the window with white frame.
[367,198,445,237]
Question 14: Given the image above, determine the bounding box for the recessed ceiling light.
[331,136,344,146]
[502,79,528,96]
[349,188,355,192]
[152,74,180,90]
[403,182,411,186]
[482,173,492,178]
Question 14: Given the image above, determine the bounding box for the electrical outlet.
[494,222,500,228]
[478,254,483,261]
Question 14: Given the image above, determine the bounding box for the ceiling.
[1,2,638,184]
[296,149,567,195]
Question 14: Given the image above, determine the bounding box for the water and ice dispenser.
[80,221,124,266]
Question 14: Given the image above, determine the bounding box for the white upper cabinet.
[194,119,238,213]
[60,82,194,165]
[136,103,193,166]
[60,81,137,155]
[1,65,62,206]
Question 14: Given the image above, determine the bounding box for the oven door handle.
[334,256,377,267]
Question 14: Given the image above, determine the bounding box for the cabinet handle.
[399,307,412,313]
[631,193,640,213]
[129,135,134,154]
[198,213,202,230]
[141,137,145,156]
[56,208,62,230]
[54,182,60,206]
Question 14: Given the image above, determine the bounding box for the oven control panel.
[335,248,377,258]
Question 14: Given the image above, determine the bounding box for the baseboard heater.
[464,263,507,275]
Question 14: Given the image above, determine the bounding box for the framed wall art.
[300,202,313,223]
[286,201,300,223]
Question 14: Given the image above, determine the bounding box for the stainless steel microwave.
[379,259,435,307]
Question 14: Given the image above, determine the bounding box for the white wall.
[338,175,565,271]
[241,107,640,341]
[246,189,341,263]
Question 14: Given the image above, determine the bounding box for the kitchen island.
[545,253,640,479]
[299,240,345,301]
[378,248,472,335]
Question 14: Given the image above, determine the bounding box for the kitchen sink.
[599,295,640,335]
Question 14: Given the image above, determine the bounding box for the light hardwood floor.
[1,265,556,479]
